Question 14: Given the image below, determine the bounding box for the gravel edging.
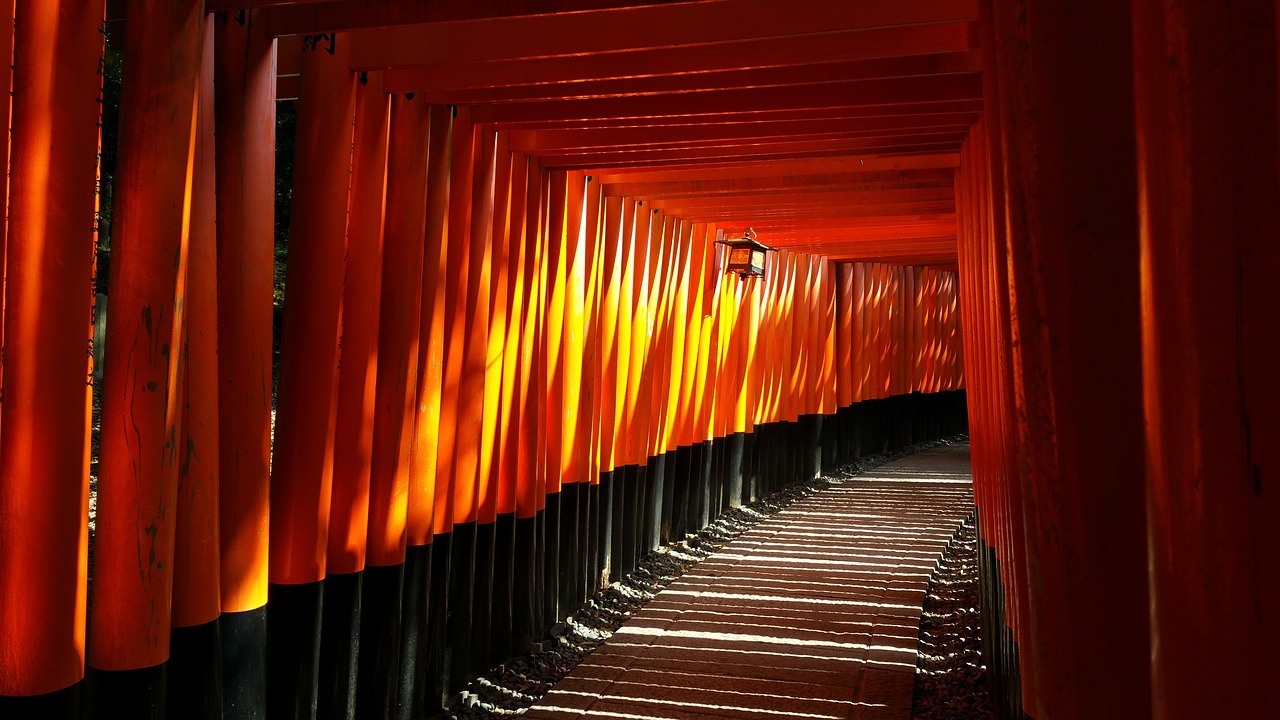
[447,435,970,719]
[911,512,994,719]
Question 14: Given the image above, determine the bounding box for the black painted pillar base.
[447,521,477,693]
[609,468,628,581]
[424,534,452,713]
[584,481,601,599]
[318,570,361,720]
[672,444,693,540]
[822,412,839,473]
[168,618,223,720]
[267,579,323,720]
[644,454,665,553]
[727,432,745,509]
[742,430,757,504]
[491,513,516,663]
[511,514,538,655]
[220,605,267,720]
[84,663,165,720]
[396,546,431,720]
[472,521,496,677]
[562,483,582,613]
[542,493,561,630]
[596,474,614,586]
[661,448,682,543]
[354,563,404,720]
[696,439,713,530]
[718,437,727,516]
[0,683,80,720]
[617,465,638,576]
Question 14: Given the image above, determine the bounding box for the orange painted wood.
[453,121,498,526]
[597,196,624,472]
[437,109,478,531]
[213,9,276,615]
[776,251,794,421]
[516,161,548,519]
[863,263,879,400]
[479,132,513,524]
[386,26,975,99]
[755,252,774,426]
[623,203,655,467]
[642,210,671,459]
[268,34,355,585]
[738,271,760,434]
[814,256,830,415]
[597,155,960,186]
[663,222,693,451]
[602,168,955,201]
[173,18,222,630]
[720,252,739,439]
[349,0,977,69]
[0,0,101,693]
[416,52,981,106]
[263,0,698,36]
[539,171,569,495]
[676,223,708,447]
[895,266,905,396]
[987,0,1150,714]
[470,75,980,128]
[789,252,808,421]
[496,150,532,518]
[366,94,430,567]
[795,254,814,417]
[850,263,866,403]
[821,260,837,415]
[836,264,854,407]
[957,118,1034,703]
[811,256,827,415]
[410,105,454,545]
[559,172,589,486]
[1133,2,1280,716]
[694,226,721,442]
[523,125,970,164]
[579,177,604,482]
[614,200,640,466]
[538,140,969,173]
[0,0,12,450]
[532,170,553,513]
[91,0,200,671]
[328,72,389,574]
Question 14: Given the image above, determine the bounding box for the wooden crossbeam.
[345,0,978,67]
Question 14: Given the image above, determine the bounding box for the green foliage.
[274,100,297,308]
[96,22,123,295]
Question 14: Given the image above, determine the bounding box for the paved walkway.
[526,445,974,720]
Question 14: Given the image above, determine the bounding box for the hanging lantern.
[719,228,771,278]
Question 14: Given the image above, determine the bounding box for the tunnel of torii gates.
[0,0,1276,719]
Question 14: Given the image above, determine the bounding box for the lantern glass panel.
[750,249,766,274]
[729,247,752,267]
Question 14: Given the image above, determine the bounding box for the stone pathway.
[524,445,974,720]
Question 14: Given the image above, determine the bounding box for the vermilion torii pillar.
[983,0,1151,716]
[89,0,202,715]
[0,0,102,715]
[358,91,429,719]
[213,11,275,719]
[167,17,222,719]
[1132,1,1280,716]
[0,0,12,451]
[267,30,354,720]
[321,69,388,720]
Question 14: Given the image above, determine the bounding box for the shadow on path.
[526,445,974,720]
